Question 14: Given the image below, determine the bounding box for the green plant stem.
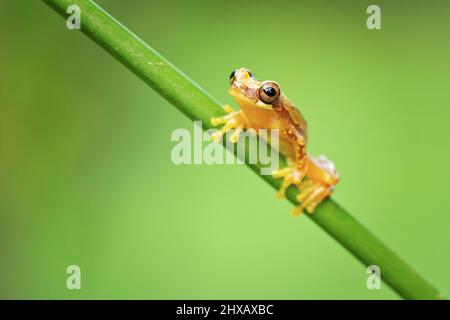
[43,0,443,300]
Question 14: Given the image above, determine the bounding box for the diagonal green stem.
[42,0,444,300]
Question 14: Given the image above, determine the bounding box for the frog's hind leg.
[293,155,339,216]
[211,104,246,143]
[293,180,332,215]
[272,160,306,199]
[272,138,308,200]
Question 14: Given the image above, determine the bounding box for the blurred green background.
[0,0,449,299]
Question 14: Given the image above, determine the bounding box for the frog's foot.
[210,104,246,143]
[272,166,306,199]
[292,179,333,216]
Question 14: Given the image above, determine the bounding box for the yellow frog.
[211,68,339,215]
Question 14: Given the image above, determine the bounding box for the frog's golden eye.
[258,81,281,104]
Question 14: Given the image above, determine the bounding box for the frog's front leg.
[210,104,247,143]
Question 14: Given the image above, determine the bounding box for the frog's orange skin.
[211,68,339,215]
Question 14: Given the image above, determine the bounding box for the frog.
[211,68,339,215]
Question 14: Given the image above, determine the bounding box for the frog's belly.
[252,130,295,161]
[241,109,296,159]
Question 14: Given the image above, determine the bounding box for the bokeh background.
[0,0,449,299]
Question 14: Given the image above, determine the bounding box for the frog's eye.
[258,81,281,104]
[229,68,254,84]
[229,70,237,84]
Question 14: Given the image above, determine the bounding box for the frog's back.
[281,95,308,141]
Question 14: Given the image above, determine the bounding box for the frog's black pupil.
[263,86,277,97]
[229,70,236,80]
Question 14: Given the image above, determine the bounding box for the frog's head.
[228,68,281,110]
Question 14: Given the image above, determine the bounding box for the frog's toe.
[294,182,332,215]
[272,167,292,179]
[211,117,239,143]
[229,125,244,143]
[211,131,223,143]
[223,104,234,113]
[211,114,232,127]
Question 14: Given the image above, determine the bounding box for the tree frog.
[211,68,339,215]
